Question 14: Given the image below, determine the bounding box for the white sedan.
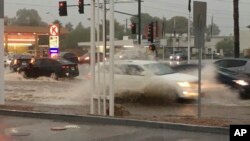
[94,60,198,101]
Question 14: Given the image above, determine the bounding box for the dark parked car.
[58,52,79,64]
[215,66,250,99]
[18,58,79,80]
[9,54,33,72]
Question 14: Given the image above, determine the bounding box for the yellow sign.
[49,36,59,48]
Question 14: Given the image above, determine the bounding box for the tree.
[206,23,220,36]
[13,8,47,26]
[216,37,234,57]
[99,19,125,40]
[65,22,74,32]
[61,22,90,50]
[166,16,188,34]
[233,0,240,58]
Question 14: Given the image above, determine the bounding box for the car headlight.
[170,56,173,59]
[85,56,90,60]
[176,56,180,59]
[177,82,191,87]
[233,80,249,86]
[119,55,123,59]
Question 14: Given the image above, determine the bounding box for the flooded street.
[2,64,250,125]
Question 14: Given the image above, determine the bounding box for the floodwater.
[3,63,250,107]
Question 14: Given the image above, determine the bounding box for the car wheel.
[50,73,59,80]
[20,71,28,79]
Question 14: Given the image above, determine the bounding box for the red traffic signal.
[131,22,136,34]
[59,1,67,16]
[78,0,84,14]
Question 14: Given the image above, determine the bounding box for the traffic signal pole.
[138,0,141,45]
[90,0,96,115]
[102,0,107,116]
[0,0,4,105]
[109,0,115,117]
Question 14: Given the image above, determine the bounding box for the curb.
[0,109,229,135]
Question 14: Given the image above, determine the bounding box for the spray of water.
[177,61,242,105]
[4,65,92,106]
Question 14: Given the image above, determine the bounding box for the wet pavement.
[0,115,228,141]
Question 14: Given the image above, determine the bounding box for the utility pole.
[188,0,191,64]
[0,0,4,105]
[138,0,141,45]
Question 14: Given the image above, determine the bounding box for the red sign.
[49,24,60,36]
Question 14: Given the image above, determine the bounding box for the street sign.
[193,1,207,48]
[49,24,60,36]
[160,39,167,46]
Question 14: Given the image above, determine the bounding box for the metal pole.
[0,0,4,104]
[109,0,115,116]
[90,0,96,115]
[173,18,176,55]
[102,0,107,116]
[104,1,107,58]
[96,0,101,115]
[138,0,141,45]
[188,12,191,64]
[125,18,128,33]
[198,46,202,118]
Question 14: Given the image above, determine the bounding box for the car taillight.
[62,65,69,69]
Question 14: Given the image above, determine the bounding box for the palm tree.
[233,0,239,58]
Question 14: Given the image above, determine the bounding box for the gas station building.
[3,25,69,57]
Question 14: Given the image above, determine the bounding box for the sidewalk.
[0,115,228,141]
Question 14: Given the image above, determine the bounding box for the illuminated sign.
[49,24,60,36]
[49,24,60,57]
[49,36,59,48]
[50,48,59,53]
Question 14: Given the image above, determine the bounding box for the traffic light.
[155,21,158,37]
[131,22,136,34]
[59,1,67,16]
[149,44,155,51]
[148,22,154,43]
[78,0,84,14]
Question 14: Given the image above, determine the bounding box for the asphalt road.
[0,115,228,141]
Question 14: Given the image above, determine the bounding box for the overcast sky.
[4,0,250,35]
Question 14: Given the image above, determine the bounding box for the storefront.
[4,25,68,57]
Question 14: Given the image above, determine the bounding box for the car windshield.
[144,63,175,75]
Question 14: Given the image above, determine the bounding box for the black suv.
[18,58,79,80]
[215,67,250,99]
[9,54,33,72]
